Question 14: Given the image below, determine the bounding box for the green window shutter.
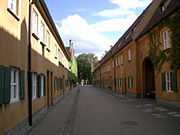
[58,78,60,90]
[172,71,177,92]
[120,78,122,86]
[131,77,133,88]
[54,77,56,91]
[128,77,130,88]
[4,67,11,104]
[0,65,4,105]
[44,76,46,95]
[57,78,59,90]
[161,72,166,91]
[61,78,63,89]
[20,70,25,100]
[37,75,41,97]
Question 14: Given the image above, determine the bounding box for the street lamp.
[28,0,39,126]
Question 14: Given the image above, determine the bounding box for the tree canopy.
[77,53,97,83]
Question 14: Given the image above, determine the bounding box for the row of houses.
[0,0,76,134]
[93,0,180,102]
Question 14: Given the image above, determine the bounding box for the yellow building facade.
[0,0,70,134]
[93,0,180,102]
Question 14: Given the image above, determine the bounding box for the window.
[161,0,171,12]
[128,76,133,88]
[162,29,171,50]
[46,31,50,48]
[165,72,173,92]
[54,44,57,57]
[118,57,120,65]
[40,75,44,97]
[112,61,114,68]
[54,77,57,91]
[32,9,38,35]
[119,78,121,86]
[116,58,118,67]
[162,71,177,92]
[121,55,123,65]
[10,69,19,103]
[58,49,61,61]
[32,73,37,99]
[39,20,44,42]
[8,0,18,15]
[128,49,131,61]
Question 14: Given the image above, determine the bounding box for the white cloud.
[56,14,115,60]
[90,13,137,32]
[93,0,151,18]
[93,8,133,18]
[109,0,152,9]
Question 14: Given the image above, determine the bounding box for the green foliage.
[148,11,180,73]
[77,53,97,83]
[68,55,78,84]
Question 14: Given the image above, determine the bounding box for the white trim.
[121,55,123,65]
[32,9,38,35]
[32,73,37,99]
[128,49,131,61]
[54,44,57,57]
[163,29,171,50]
[165,72,173,92]
[8,0,17,15]
[41,75,44,97]
[10,69,19,103]
[39,20,44,42]
[46,31,50,48]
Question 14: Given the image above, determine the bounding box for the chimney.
[69,40,73,53]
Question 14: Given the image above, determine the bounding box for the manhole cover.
[121,121,138,126]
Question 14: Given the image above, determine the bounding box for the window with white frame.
[10,68,19,103]
[118,57,120,65]
[46,31,50,48]
[39,20,44,42]
[128,77,133,88]
[58,49,61,61]
[119,78,121,86]
[165,72,173,92]
[121,55,123,65]
[128,49,131,61]
[116,58,118,66]
[32,9,38,35]
[8,0,18,15]
[54,44,57,57]
[162,29,171,50]
[32,73,37,99]
[40,75,44,97]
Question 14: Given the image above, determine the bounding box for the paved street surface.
[28,86,180,135]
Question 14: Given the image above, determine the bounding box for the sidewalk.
[27,87,79,135]
[94,86,180,121]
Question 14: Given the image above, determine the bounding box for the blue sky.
[45,0,152,59]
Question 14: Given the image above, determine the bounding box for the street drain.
[121,121,138,126]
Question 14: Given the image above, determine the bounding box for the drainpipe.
[28,0,39,126]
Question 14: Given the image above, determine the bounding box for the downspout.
[28,0,39,126]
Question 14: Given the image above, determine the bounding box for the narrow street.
[28,86,180,135]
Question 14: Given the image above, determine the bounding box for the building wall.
[137,25,180,102]
[93,1,180,102]
[0,0,70,134]
[0,0,29,134]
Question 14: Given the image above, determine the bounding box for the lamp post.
[28,0,39,126]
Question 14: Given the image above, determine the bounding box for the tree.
[77,53,97,84]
